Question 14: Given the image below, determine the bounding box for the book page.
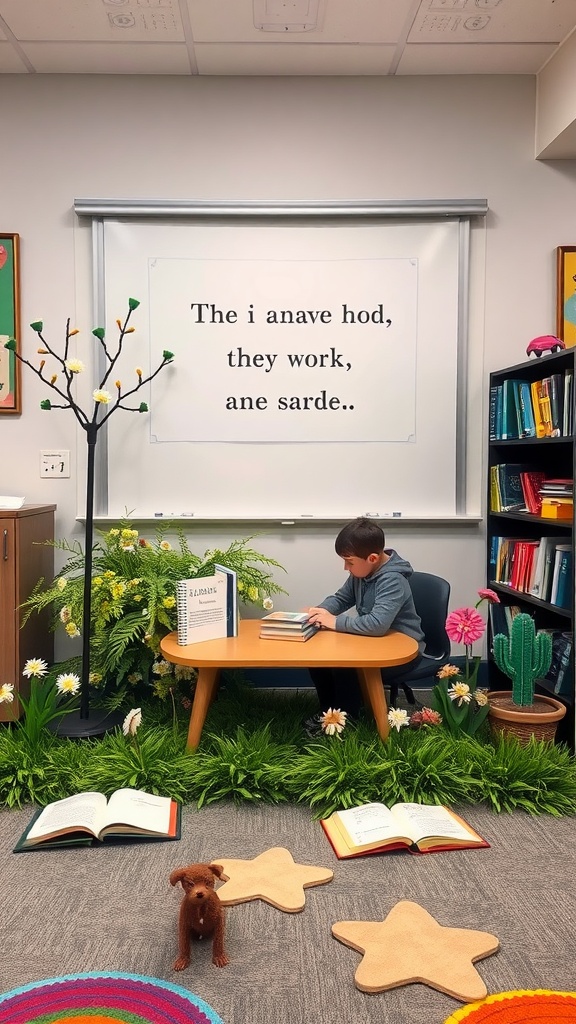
[26,792,107,841]
[336,803,411,848]
[391,803,478,844]
[102,788,172,835]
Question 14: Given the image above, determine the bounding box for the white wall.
[1,73,575,661]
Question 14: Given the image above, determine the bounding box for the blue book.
[501,380,519,439]
[555,549,573,610]
[517,381,536,437]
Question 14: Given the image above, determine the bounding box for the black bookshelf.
[487,348,575,749]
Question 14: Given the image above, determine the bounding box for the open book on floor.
[14,788,181,852]
[321,801,489,859]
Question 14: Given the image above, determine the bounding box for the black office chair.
[385,571,451,707]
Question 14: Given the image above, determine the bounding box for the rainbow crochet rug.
[445,989,576,1022]
[0,971,225,1024]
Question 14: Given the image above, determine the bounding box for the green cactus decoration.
[493,613,552,707]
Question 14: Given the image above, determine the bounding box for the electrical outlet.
[40,450,70,478]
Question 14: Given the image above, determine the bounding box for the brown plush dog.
[169,862,229,970]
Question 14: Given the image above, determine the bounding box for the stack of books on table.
[259,611,319,642]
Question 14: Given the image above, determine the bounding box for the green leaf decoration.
[40,399,52,410]
[162,350,174,361]
[128,298,140,310]
[4,337,16,351]
[92,327,105,340]
[138,402,148,413]
[30,321,43,332]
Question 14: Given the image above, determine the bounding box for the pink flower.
[477,588,500,604]
[445,607,485,646]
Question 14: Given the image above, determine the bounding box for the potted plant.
[488,612,566,744]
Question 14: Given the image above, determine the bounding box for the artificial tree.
[4,299,174,736]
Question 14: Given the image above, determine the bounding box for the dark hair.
[335,517,385,559]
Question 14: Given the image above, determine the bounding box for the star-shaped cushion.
[333,900,499,1002]
[215,847,334,912]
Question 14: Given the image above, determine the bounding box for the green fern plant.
[20,522,287,704]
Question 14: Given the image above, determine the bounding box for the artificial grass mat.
[1,680,576,818]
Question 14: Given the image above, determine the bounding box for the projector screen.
[77,202,481,520]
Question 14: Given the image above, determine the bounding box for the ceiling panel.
[20,41,192,74]
[186,0,416,44]
[408,0,576,44]
[397,41,558,75]
[195,41,396,75]
[0,0,185,42]
[0,40,27,71]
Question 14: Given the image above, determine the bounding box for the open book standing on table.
[321,802,489,859]
[14,788,181,852]
[176,564,237,645]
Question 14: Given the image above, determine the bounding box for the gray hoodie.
[318,549,424,640]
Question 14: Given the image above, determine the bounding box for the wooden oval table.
[160,619,419,750]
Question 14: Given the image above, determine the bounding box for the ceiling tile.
[195,41,395,75]
[0,0,185,42]
[19,41,192,74]
[409,0,576,44]
[397,41,558,75]
[0,40,28,71]
[187,0,416,43]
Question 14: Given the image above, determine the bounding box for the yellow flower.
[247,585,259,602]
[89,672,103,685]
[475,689,489,707]
[163,596,176,609]
[127,672,143,685]
[56,672,80,695]
[109,529,120,537]
[238,581,245,591]
[56,577,67,591]
[0,683,15,703]
[159,540,172,551]
[64,358,85,374]
[320,707,347,736]
[65,622,81,637]
[93,389,112,404]
[448,681,472,705]
[111,582,126,599]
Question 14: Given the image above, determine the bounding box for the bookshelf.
[486,348,575,749]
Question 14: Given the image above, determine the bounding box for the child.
[305,517,424,733]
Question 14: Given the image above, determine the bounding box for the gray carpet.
[1,799,576,1024]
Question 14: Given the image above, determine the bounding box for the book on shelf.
[512,380,536,438]
[529,535,568,602]
[176,566,238,645]
[259,610,319,641]
[542,630,573,696]
[489,384,502,441]
[550,545,572,606]
[519,471,546,515]
[530,380,547,438]
[320,802,489,859]
[501,379,519,439]
[13,788,181,852]
[546,373,564,437]
[563,371,573,436]
[493,464,528,513]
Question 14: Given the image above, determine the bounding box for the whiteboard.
[80,204,482,520]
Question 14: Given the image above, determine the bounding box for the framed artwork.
[556,245,576,348]
[0,233,21,412]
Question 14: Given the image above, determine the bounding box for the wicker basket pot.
[488,691,566,744]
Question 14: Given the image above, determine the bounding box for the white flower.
[65,358,85,374]
[475,689,489,707]
[22,658,48,679]
[59,606,71,623]
[152,659,172,677]
[320,707,347,736]
[56,672,81,695]
[447,682,472,706]
[0,683,15,704]
[93,389,112,404]
[262,597,274,611]
[387,707,409,731]
[123,707,142,736]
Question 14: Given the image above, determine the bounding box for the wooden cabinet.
[0,504,55,720]
[486,349,575,748]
